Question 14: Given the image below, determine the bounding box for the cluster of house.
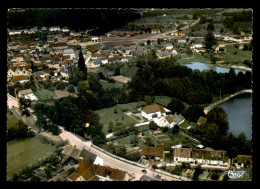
[8,26,70,35]
[141,104,185,128]
[141,145,252,170]
[61,145,132,181]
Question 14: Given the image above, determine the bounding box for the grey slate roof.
[79,149,97,164]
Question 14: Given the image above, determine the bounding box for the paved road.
[101,18,201,45]
[59,127,182,181]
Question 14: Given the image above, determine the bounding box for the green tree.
[19,98,31,117]
[126,151,141,161]
[184,105,205,122]
[93,134,106,145]
[204,31,217,49]
[130,135,139,147]
[78,47,87,80]
[207,22,215,31]
[149,121,158,130]
[167,98,185,114]
[67,84,75,93]
[144,95,155,105]
[172,125,179,135]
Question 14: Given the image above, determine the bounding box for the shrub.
[149,121,158,130]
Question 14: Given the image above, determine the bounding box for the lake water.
[182,62,246,74]
[218,94,252,140]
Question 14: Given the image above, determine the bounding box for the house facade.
[173,148,230,167]
[142,146,165,161]
[151,29,160,34]
[7,66,32,78]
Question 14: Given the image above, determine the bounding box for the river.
[218,94,252,140]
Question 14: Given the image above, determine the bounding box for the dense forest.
[8,9,141,35]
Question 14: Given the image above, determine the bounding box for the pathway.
[204,89,252,114]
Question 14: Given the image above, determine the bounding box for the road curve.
[58,126,183,181]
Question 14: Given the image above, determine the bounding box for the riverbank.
[204,89,252,114]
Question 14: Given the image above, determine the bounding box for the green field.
[35,89,54,101]
[220,45,252,64]
[7,136,56,180]
[95,102,144,134]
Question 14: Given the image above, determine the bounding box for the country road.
[100,18,201,45]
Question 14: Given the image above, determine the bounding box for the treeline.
[8,9,141,35]
[222,10,252,34]
[142,9,224,18]
[128,52,251,106]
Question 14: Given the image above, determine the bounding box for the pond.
[182,62,246,74]
[218,94,252,140]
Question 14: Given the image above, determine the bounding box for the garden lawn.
[95,102,144,134]
[7,136,56,180]
[220,45,252,64]
[35,89,54,101]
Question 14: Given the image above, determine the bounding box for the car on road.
[142,169,147,174]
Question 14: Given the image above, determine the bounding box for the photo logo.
[225,170,246,179]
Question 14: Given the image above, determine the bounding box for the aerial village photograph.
[6,8,253,182]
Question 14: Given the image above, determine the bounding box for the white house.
[7,66,32,78]
[49,26,60,31]
[18,89,38,101]
[190,42,203,49]
[141,104,167,120]
[177,37,186,43]
[153,115,175,128]
[9,30,22,35]
[151,29,160,34]
[92,37,99,42]
[173,148,230,167]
